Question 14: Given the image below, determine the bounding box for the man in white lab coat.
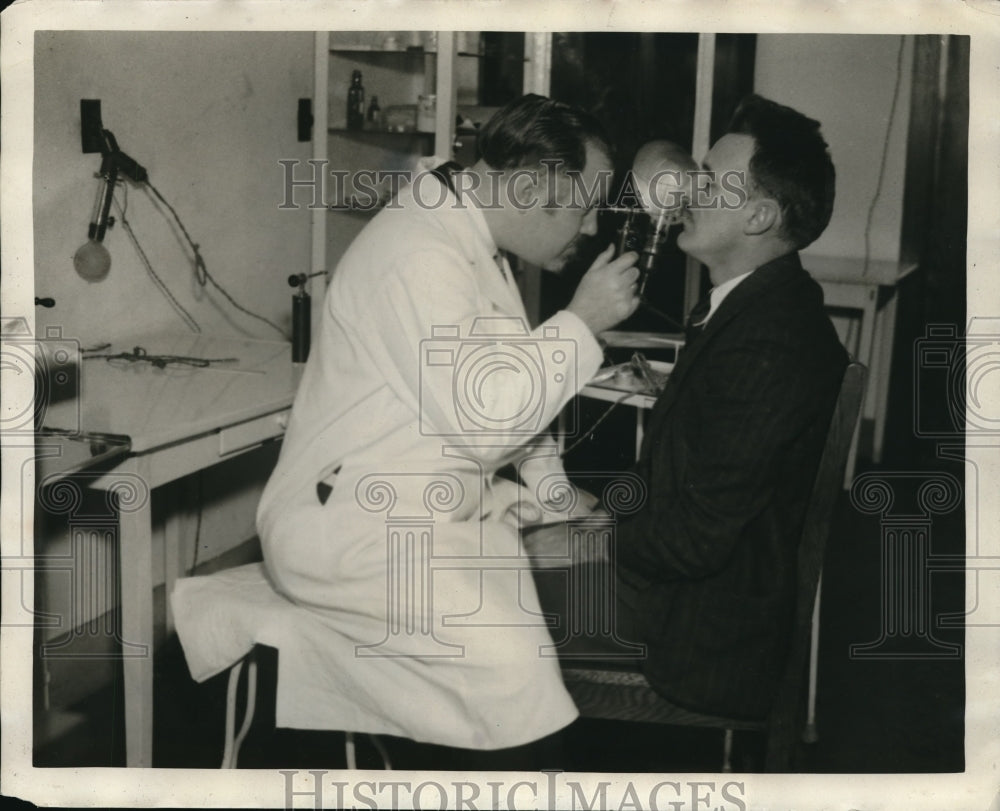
[256,95,640,766]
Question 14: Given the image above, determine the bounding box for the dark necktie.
[684,294,712,344]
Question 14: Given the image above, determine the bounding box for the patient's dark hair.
[477,93,611,173]
[728,94,836,250]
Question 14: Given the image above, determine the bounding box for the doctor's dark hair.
[727,94,836,251]
[476,93,612,173]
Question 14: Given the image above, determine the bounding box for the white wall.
[34,30,313,339]
[754,34,914,263]
[32,32,312,648]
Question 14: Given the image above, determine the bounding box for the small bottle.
[366,95,382,130]
[417,94,436,132]
[346,70,365,130]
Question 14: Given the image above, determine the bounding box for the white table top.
[43,332,296,454]
[599,331,685,351]
[579,383,657,410]
[580,358,672,410]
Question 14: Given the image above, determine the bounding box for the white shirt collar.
[698,269,755,325]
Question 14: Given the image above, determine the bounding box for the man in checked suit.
[529,94,848,721]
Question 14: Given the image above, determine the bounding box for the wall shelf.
[328,127,436,137]
[331,47,434,55]
[317,31,543,284]
[329,48,508,59]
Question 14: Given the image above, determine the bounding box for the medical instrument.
[74,129,148,282]
[288,271,325,363]
[612,140,698,297]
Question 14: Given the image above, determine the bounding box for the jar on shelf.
[346,70,365,130]
[367,95,383,130]
[417,94,436,132]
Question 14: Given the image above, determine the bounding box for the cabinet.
[308,31,552,327]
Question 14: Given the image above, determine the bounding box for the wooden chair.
[559,361,867,772]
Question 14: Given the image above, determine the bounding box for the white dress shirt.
[693,269,756,327]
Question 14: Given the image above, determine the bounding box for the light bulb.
[73,239,111,282]
[631,140,698,220]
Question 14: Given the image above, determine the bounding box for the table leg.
[844,287,878,486]
[858,288,878,422]
[871,290,898,463]
[117,467,155,768]
[163,478,196,636]
[804,573,822,743]
[635,408,644,460]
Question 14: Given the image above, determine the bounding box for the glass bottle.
[347,70,365,130]
[366,95,382,130]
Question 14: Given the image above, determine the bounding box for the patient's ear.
[744,198,781,236]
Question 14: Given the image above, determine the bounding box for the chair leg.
[221,654,259,769]
[231,656,258,766]
[804,575,822,744]
[368,734,393,770]
[221,660,244,768]
[344,732,357,770]
[721,729,734,773]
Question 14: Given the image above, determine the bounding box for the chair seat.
[561,665,765,730]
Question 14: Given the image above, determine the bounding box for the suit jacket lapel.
[647,253,805,427]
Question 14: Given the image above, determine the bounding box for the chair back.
[765,360,867,768]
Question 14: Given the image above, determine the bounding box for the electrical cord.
[115,183,202,332]
[561,352,666,457]
[639,297,685,332]
[863,35,906,278]
[561,390,636,457]
[145,180,289,339]
[82,345,238,369]
[190,472,204,574]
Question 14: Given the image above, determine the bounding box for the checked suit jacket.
[614,251,848,720]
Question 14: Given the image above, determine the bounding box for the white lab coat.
[256,172,604,749]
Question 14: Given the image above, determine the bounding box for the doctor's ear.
[508,167,542,211]
[744,198,781,236]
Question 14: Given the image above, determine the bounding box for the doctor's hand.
[516,483,600,527]
[537,484,600,522]
[567,245,641,335]
[522,513,611,569]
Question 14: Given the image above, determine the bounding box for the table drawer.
[218,409,290,456]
